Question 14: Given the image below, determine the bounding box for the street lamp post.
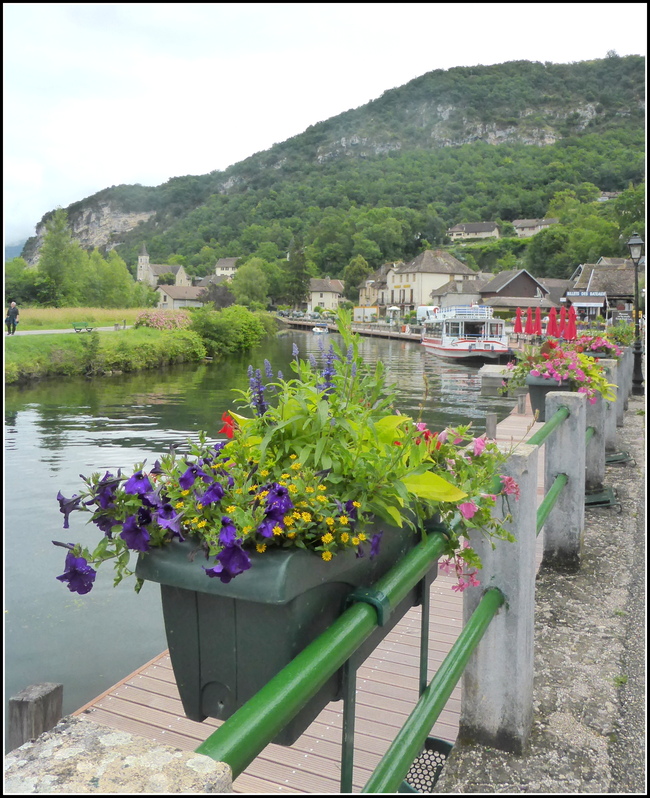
[626,232,645,396]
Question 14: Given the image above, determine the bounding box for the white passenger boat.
[312,324,329,334]
[421,305,511,361]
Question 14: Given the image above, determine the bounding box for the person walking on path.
[5,301,19,335]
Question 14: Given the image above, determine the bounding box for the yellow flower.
[293,511,302,520]
[242,526,253,536]
[340,532,350,543]
[226,505,236,513]
[197,520,208,528]
[273,525,283,536]
[316,494,328,503]
[352,537,360,546]
[260,469,270,477]
[256,543,267,553]
[339,515,349,525]
[288,484,298,493]
[301,512,312,522]
[289,454,297,460]
[358,532,367,542]
[287,531,297,539]
[321,532,334,544]
[181,489,190,496]
[305,486,315,493]
[352,501,361,508]
[191,517,200,525]
[283,515,294,526]
[281,473,291,479]
[196,503,203,510]
[175,501,184,509]
[317,484,326,492]
[291,462,302,471]
[321,551,333,562]
[325,517,335,526]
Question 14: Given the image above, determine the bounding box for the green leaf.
[402,471,468,502]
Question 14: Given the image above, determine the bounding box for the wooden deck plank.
[74,402,546,793]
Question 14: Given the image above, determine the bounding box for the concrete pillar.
[598,358,618,451]
[459,443,537,755]
[620,346,632,409]
[542,392,586,572]
[615,355,626,428]
[585,395,606,491]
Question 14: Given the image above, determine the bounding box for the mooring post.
[7,683,63,752]
[517,393,526,414]
[459,443,538,754]
[542,392,586,571]
[597,358,618,452]
[485,412,497,440]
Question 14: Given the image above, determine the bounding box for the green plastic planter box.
[525,374,572,422]
[136,522,438,745]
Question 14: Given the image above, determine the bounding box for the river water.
[4,329,515,735]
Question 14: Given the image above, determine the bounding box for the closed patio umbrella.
[513,307,523,334]
[558,305,567,337]
[535,307,542,335]
[564,304,578,341]
[547,307,559,337]
[524,307,535,335]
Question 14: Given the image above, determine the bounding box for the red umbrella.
[513,307,523,334]
[558,305,567,337]
[524,307,535,335]
[547,307,559,337]
[535,307,542,335]
[564,304,577,341]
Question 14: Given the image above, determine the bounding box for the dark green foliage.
[188,305,269,357]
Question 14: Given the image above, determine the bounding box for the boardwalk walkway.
[73,399,545,794]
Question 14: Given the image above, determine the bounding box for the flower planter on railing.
[136,522,437,746]
[525,374,572,422]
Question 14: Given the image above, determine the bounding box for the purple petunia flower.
[56,551,96,595]
[56,491,82,529]
[370,532,383,560]
[123,470,153,495]
[204,540,251,583]
[219,516,238,545]
[120,515,151,552]
[156,504,184,538]
[256,517,277,538]
[199,481,225,506]
[178,463,211,490]
[92,513,119,537]
[92,471,122,509]
[265,483,294,516]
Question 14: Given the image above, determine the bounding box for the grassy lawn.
[12,307,145,331]
[4,327,207,384]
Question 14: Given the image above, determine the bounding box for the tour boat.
[421,305,511,361]
[312,324,329,334]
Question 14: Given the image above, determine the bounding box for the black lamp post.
[626,232,645,396]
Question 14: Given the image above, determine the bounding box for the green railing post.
[362,588,505,793]
[195,532,448,778]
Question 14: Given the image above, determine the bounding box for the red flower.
[219,411,236,439]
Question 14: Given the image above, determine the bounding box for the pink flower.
[500,475,520,499]
[458,501,479,520]
[472,436,487,456]
[451,578,467,593]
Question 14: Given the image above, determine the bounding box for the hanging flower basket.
[135,521,436,745]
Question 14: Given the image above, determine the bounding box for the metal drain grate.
[400,738,453,793]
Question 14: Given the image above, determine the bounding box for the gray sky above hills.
[3,2,647,245]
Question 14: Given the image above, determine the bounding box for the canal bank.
[433,392,646,794]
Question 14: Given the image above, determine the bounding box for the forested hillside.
[21,55,645,287]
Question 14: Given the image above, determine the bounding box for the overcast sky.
[3,2,647,246]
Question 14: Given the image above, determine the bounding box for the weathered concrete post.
[7,683,63,753]
[459,443,538,754]
[620,346,633,409]
[598,358,618,451]
[542,392,586,571]
[485,412,497,440]
[585,394,606,491]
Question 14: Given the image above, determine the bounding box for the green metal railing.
[362,587,505,793]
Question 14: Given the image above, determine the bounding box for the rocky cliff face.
[24,202,155,265]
